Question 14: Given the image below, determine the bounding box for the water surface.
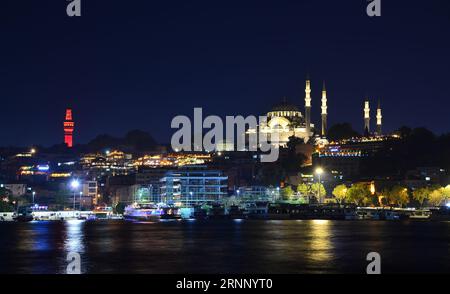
[0,220,449,274]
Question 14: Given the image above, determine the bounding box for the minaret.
[321,81,327,137]
[305,77,312,141]
[364,100,370,136]
[376,100,382,136]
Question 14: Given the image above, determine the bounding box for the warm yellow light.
[315,167,324,175]
[30,148,36,154]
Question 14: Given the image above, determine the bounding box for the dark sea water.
[0,220,449,274]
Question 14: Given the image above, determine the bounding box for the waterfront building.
[81,180,99,206]
[3,183,27,197]
[237,186,280,202]
[160,168,228,207]
[313,136,398,180]
[133,153,211,168]
[80,150,134,177]
[112,184,141,204]
[135,167,169,203]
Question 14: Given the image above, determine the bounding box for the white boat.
[409,210,431,220]
[90,207,123,220]
[123,203,164,221]
[32,210,84,221]
[92,206,114,220]
[0,212,17,222]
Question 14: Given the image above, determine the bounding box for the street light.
[79,192,83,210]
[315,167,324,204]
[32,191,36,206]
[71,179,80,189]
[315,167,324,175]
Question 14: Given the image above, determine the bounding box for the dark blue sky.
[1,0,449,147]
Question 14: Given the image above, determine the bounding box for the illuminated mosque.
[248,77,383,148]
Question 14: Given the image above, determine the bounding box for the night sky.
[1,0,450,147]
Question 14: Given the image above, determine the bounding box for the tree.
[332,185,348,204]
[378,191,388,207]
[347,183,371,206]
[442,185,450,200]
[327,123,360,142]
[297,183,311,196]
[396,187,410,207]
[397,126,412,138]
[280,136,307,173]
[385,186,409,207]
[412,187,431,207]
[281,186,294,201]
[429,188,446,207]
[256,163,286,186]
[311,183,326,202]
[0,187,14,212]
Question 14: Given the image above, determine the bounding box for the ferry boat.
[32,210,85,221]
[0,212,17,222]
[160,206,182,220]
[123,203,164,221]
[92,206,117,220]
[354,208,400,220]
[408,210,431,220]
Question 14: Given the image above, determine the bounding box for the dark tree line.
[362,127,450,176]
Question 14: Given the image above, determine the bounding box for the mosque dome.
[268,97,302,119]
[270,97,300,112]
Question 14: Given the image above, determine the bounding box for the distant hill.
[41,130,159,155]
[87,130,158,152]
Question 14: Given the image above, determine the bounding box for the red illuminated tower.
[64,108,75,148]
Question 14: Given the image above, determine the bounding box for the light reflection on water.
[64,220,85,254]
[0,220,449,274]
[308,220,333,263]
